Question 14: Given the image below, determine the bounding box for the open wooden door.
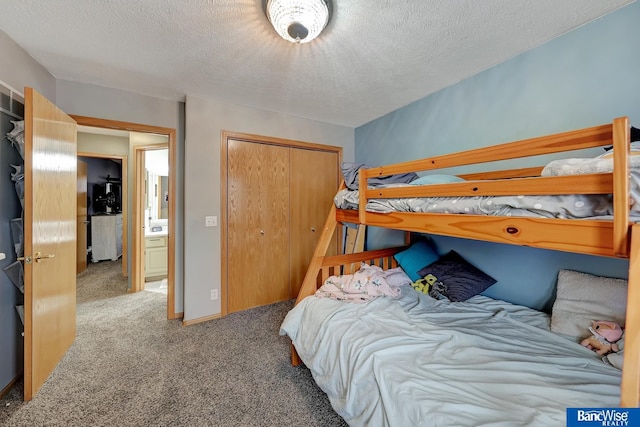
[23,87,77,401]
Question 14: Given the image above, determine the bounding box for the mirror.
[145,149,168,227]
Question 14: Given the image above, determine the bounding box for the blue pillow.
[410,174,464,185]
[394,240,440,281]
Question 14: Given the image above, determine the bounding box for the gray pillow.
[550,270,627,342]
[417,251,496,302]
[341,162,419,190]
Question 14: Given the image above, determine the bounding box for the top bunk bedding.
[335,170,640,220]
[335,141,640,221]
[328,118,637,258]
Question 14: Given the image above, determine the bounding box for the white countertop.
[145,230,168,238]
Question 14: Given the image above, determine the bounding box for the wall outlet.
[205,216,217,227]
[211,289,218,300]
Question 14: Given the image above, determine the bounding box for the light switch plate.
[205,216,217,227]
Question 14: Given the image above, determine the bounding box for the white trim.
[0,79,25,119]
[0,79,24,99]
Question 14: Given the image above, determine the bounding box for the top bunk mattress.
[334,169,640,220]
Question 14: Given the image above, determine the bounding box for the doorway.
[136,146,169,294]
[71,115,178,320]
[76,151,127,279]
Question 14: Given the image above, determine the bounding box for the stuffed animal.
[580,320,623,356]
[411,274,447,299]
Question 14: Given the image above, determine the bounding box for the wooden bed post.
[621,223,640,407]
[612,117,630,257]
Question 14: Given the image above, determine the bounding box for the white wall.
[55,80,182,128]
[0,30,55,100]
[184,95,354,322]
[78,133,129,157]
[145,148,169,176]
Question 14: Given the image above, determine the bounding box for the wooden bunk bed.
[284,116,640,418]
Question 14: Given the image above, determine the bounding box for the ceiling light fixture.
[265,0,331,44]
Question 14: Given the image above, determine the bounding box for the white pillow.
[550,270,627,342]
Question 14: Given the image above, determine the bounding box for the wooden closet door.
[289,148,339,298]
[227,140,290,312]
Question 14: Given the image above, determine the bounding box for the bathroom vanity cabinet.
[145,235,167,278]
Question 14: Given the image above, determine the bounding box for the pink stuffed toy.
[580,320,623,356]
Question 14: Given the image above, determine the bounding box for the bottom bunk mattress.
[280,286,621,427]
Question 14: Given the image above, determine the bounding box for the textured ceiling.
[0,0,635,127]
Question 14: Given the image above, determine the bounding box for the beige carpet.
[76,259,129,304]
[0,261,345,426]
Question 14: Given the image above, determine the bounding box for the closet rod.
[0,107,22,120]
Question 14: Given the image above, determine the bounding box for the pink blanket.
[315,263,401,303]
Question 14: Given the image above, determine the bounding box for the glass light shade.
[266,0,330,44]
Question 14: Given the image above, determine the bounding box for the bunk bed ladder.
[344,224,366,255]
[291,203,339,366]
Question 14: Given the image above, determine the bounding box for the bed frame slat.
[359,123,613,177]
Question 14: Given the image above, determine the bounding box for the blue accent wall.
[355,3,639,311]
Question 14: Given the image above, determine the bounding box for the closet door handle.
[311,227,316,232]
[260,230,265,235]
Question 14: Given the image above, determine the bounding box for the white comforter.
[280,288,621,427]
